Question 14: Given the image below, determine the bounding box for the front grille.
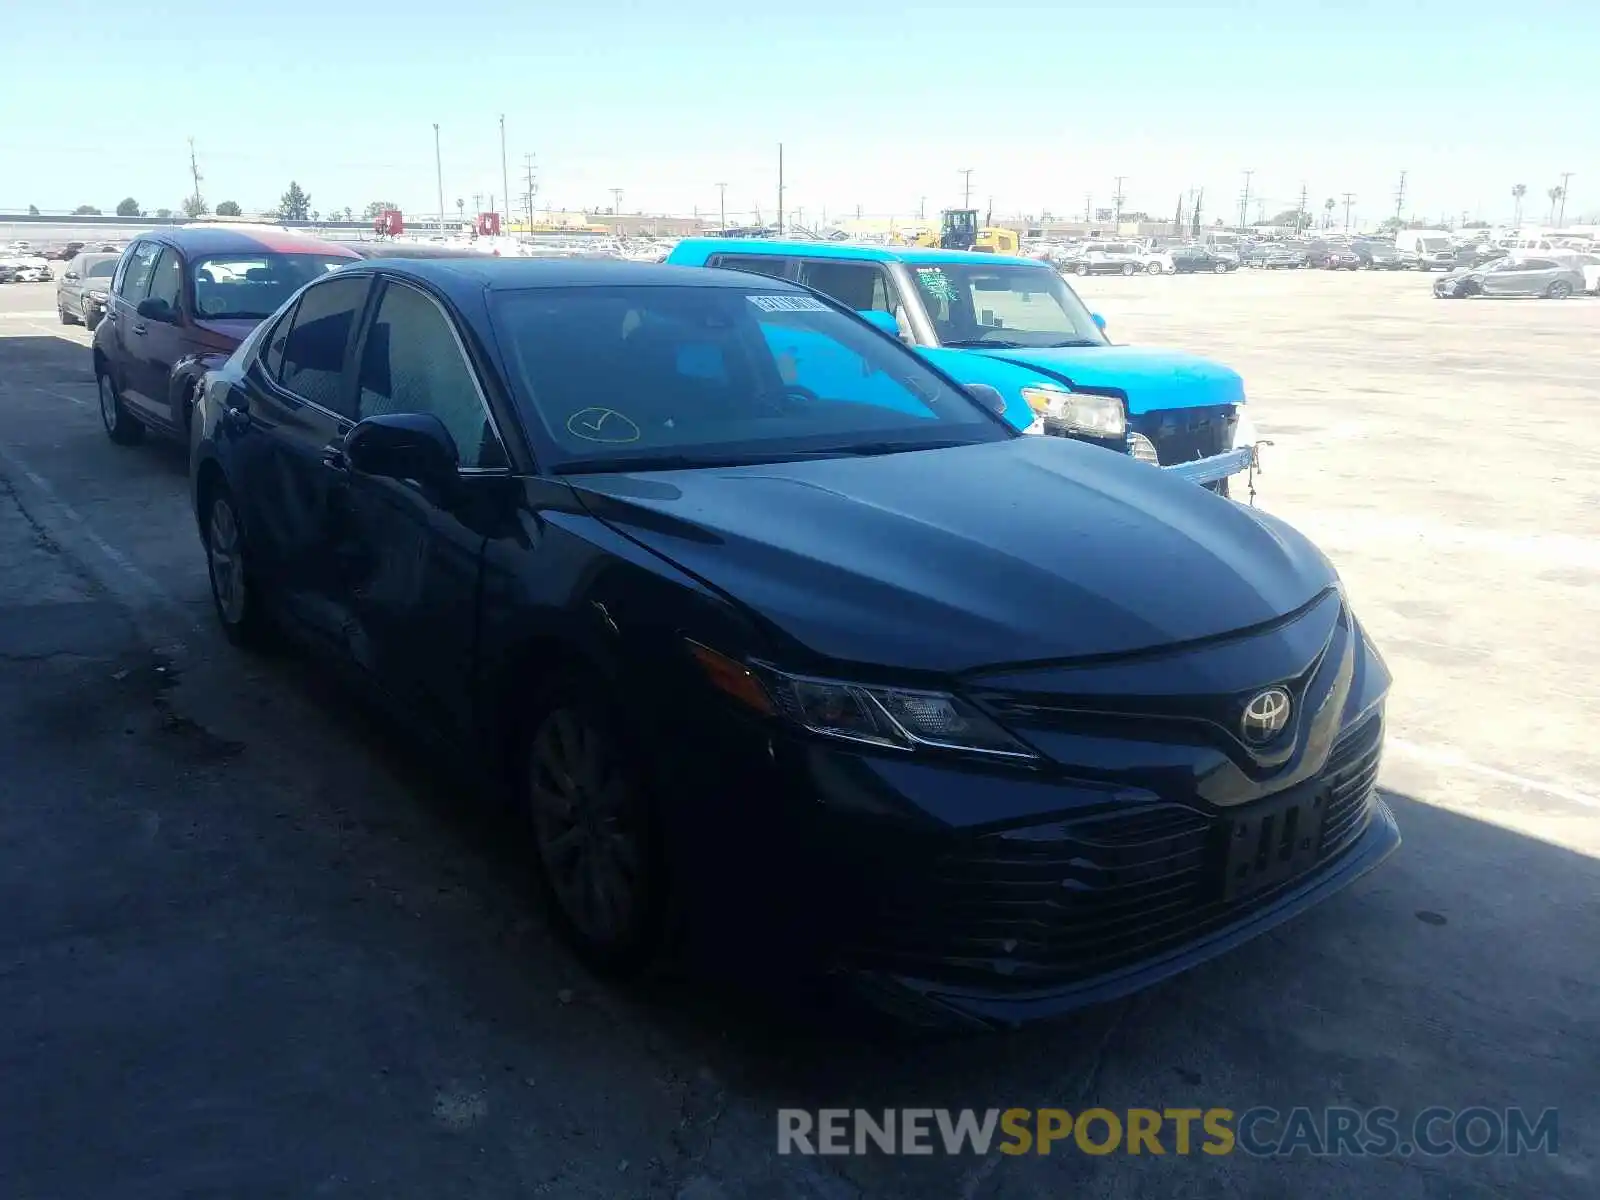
[1128,407,1235,468]
[851,712,1383,989]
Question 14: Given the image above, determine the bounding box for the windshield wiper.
[940,337,1027,348]
[1043,338,1101,347]
[555,453,757,473]
[794,439,975,458]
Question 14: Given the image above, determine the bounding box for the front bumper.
[661,594,1393,1030]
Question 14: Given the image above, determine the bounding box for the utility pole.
[1239,169,1253,232]
[186,136,204,216]
[1557,172,1573,226]
[1297,181,1308,233]
[777,142,784,235]
[959,168,974,208]
[1393,170,1407,225]
[1342,192,1355,232]
[610,187,624,233]
[715,182,727,231]
[499,114,511,232]
[918,196,926,220]
[523,154,538,234]
[1113,175,1126,226]
[433,123,445,238]
[472,192,481,218]
[1084,192,1092,223]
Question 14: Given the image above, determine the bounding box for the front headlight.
[1020,384,1126,438]
[687,642,1036,760]
[88,289,108,301]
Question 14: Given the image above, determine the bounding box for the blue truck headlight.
[1020,384,1126,438]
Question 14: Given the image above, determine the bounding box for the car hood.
[569,437,1335,675]
[1438,270,1477,283]
[970,345,1244,414]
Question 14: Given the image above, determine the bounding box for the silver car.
[56,252,120,329]
[1433,256,1585,299]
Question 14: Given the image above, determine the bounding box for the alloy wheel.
[528,707,644,947]
[97,375,116,432]
[207,494,246,626]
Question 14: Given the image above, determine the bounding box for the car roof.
[670,237,1044,270]
[138,225,360,258]
[341,242,495,260]
[344,257,808,300]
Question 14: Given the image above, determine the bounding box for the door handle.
[321,446,349,472]
[131,322,148,335]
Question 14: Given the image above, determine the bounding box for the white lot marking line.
[28,384,90,408]
[1388,737,1600,810]
[0,442,198,634]
[0,311,61,319]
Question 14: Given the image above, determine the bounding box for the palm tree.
[1324,198,1335,229]
[1511,183,1526,227]
[1548,186,1564,223]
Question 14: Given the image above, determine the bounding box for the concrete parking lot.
[0,268,1595,1199]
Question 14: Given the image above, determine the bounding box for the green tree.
[182,195,209,218]
[362,200,397,220]
[342,206,354,222]
[155,207,174,220]
[278,181,311,221]
[27,204,39,215]
[1511,183,1526,227]
[115,197,141,216]
[1266,208,1301,227]
[214,200,242,217]
[72,204,102,215]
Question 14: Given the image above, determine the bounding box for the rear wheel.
[203,481,272,647]
[1214,260,1228,274]
[1121,262,1136,276]
[97,372,144,445]
[522,682,666,977]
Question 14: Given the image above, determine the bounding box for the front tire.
[1121,262,1136,276]
[97,372,144,445]
[1076,263,1090,276]
[1147,261,1163,275]
[59,303,78,325]
[522,682,666,977]
[1546,281,1572,299]
[1214,260,1228,274]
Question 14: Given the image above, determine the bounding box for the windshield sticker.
[747,294,830,313]
[914,267,959,303]
[566,407,641,444]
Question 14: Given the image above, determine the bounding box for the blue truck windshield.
[907,263,1107,350]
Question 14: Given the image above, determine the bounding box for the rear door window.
[707,254,794,281]
[796,259,893,312]
[277,275,370,417]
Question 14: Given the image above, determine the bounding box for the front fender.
[912,346,1049,431]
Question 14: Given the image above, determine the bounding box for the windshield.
[1420,238,1451,251]
[491,284,1013,472]
[907,262,1107,349]
[191,253,351,319]
[84,258,118,279]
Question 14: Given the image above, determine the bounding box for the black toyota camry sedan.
[189,258,1396,1028]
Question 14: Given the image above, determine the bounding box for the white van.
[1394,229,1455,270]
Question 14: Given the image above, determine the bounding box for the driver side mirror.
[966,384,1009,416]
[63,271,79,281]
[856,309,900,337]
[1091,312,1107,332]
[136,297,177,323]
[345,412,459,488]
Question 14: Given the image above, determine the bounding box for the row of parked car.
[68,221,1396,1027]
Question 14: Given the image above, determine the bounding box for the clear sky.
[2,0,1596,227]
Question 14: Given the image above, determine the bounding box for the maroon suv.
[93,226,359,445]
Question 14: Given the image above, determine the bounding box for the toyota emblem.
[1240,687,1292,744]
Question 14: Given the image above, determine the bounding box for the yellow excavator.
[908,209,1019,254]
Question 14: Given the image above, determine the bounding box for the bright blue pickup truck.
[666,239,1260,490]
